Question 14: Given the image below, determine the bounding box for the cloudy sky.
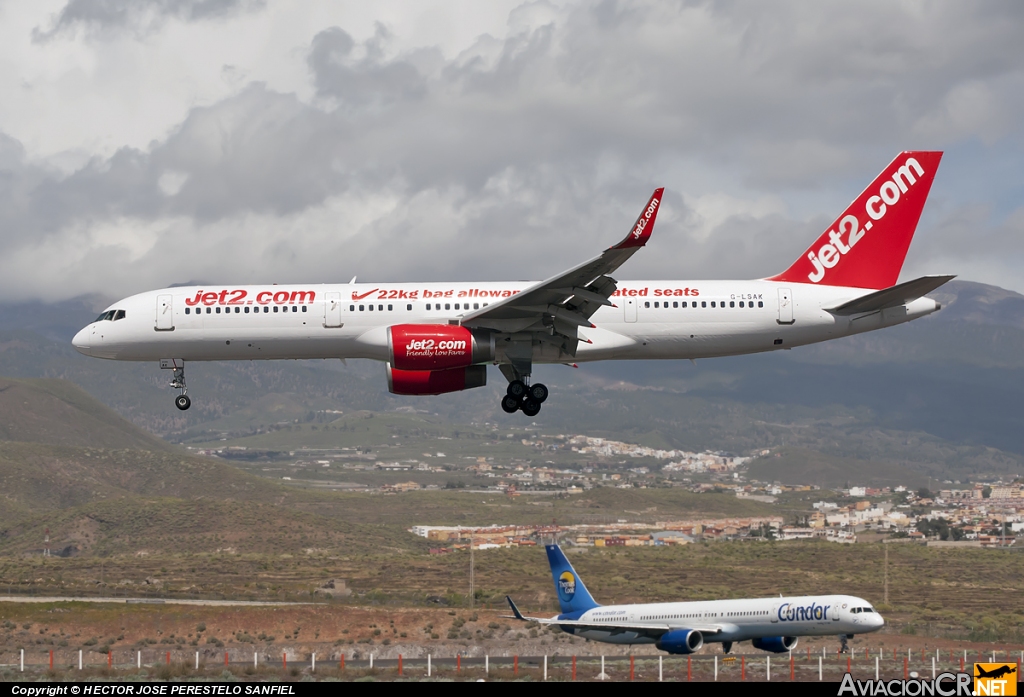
[1,0,1023,303]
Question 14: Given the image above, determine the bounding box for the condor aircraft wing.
[460,189,664,349]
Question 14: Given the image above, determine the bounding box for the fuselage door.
[832,603,841,621]
[156,294,174,331]
[777,288,794,325]
[624,297,638,323]
[770,604,779,623]
[325,292,343,328]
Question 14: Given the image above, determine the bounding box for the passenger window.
[263,306,269,313]
[644,302,650,308]
[206,307,212,314]
[273,306,279,313]
[701,301,706,308]
[454,303,460,310]
[388,304,393,311]
[654,302,659,308]
[426,303,432,310]
[445,303,450,310]
[474,303,479,310]
[349,305,354,312]
[673,302,678,308]
[730,301,735,308]
[359,305,365,311]
[758,301,764,308]
[291,306,297,312]
[235,307,241,313]
[244,306,250,313]
[185,308,190,315]
[710,301,716,308]
[483,303,488,307]
[216,307,221,314]
[407,304,412,311]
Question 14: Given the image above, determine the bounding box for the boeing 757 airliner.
[73,152,951,417]
[505,545,884,655]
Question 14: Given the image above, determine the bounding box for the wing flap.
[826,274,955,315]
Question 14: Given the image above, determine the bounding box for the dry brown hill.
[0,377,170,451]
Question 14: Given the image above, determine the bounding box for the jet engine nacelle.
[388,324,494,371]
[655,629,703,655]
[387,364,487,396]
[752,636,799,653]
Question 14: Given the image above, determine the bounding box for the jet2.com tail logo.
[557,571,576,602]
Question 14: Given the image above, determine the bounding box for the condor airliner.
[73,152,951,417]
[505,545,884,655]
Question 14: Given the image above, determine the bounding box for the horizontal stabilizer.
[826,275,955,315]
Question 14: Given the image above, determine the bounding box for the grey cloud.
[6,0,1024,301]
[35,0,265,40]
[310,26,428,107]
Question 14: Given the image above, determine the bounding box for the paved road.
[0,595,317,606]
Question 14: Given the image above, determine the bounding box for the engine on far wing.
[752,636,799,653]
[655,629,703,655]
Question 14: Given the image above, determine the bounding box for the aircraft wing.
[502,595,721,639]
[460,189,664,354]
[825,274,955,315]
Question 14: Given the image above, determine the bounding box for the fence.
[2,647,1021,681]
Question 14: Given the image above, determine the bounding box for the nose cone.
[72,326,91,355]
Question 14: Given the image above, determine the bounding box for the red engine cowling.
[387,364,487,395]
[388,324,494,371]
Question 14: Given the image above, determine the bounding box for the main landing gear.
[500,380,548,417]
[162,360,191,411]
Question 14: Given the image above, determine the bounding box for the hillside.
[0,377,171,451]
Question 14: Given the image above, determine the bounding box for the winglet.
[612,188,664,249]
[506,595,526,621]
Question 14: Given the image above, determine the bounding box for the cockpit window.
[95,309,126,322]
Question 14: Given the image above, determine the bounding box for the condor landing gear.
[161,359,191,411]
[499,369,548,417]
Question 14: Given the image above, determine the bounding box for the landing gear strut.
[838,635,850,654]
[499,369,547,417]
[162,360,191,411]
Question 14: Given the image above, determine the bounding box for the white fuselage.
[72,279,940,364]
[565,594,882,645]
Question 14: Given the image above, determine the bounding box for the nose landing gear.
[160,359,191,411]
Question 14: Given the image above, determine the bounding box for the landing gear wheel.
[521,398,541,417]
[501,395,520,413]
[175,394,192,411]
[507,380,527,399]
[528,383,549,403]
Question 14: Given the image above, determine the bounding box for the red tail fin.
[769,151,942,289]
